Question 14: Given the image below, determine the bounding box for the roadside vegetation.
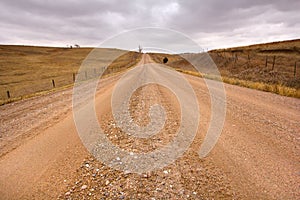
[149,39,300,98]
[0,45,142,105]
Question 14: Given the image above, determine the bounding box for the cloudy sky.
[0,0,299,51]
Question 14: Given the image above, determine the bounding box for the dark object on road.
[163,57,168,64]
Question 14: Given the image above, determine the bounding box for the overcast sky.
[0,0,299,52]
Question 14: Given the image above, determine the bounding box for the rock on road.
[0,54,299,199]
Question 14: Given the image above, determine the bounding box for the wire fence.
[0,66,121,101]
[210,51,300,87]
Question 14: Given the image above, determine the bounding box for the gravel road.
[0,54,299,199]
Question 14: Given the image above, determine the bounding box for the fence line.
[2,66,119,100]
[213,52,299,76]
[2,55,299,101]
[2,63,138,100]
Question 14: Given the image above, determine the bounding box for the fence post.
[234,53,237,63]
[73,73,76,82]
[247,53,250,67]
[294,62,297,77]
[272,56,276,70]
[52,79,55,88]
[7,90,10,99]
[265,56,268,67]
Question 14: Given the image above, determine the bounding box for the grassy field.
[0,45,141,104]
[1,39,299,104]
[149,39,300,98]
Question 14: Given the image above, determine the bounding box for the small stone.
[81,185,87,190]
[163,170,168,174]
[193,191,197,195]
[65,191,71,196]
[85,164,90,168]
[116,157,121,161]
[105,180,110,185]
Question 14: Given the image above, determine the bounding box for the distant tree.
[138,45,142,53]
[74,44,80,48]
[163,57,168,64]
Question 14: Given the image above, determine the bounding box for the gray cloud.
[0,0,299,51]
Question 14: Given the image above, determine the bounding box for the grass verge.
[0,53,142,106]
[175,68,300,98]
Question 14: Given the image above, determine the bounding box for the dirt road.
[0,54,299,199]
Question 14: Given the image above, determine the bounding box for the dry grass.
[149,39,300,98]
[175,68,300,98]
[209,39,300,88]
[0,45,142,104]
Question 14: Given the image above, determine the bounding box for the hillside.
[0,45,141,103]
[149,39,300,97]
[209,39,300,87]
